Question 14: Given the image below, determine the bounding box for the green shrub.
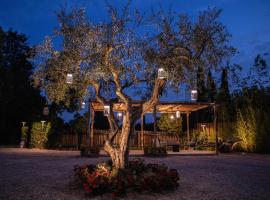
[29,122,51,148]
[235,107,256,152]
[74,159,179,197]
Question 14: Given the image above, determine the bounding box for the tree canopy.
[33,4,235,168]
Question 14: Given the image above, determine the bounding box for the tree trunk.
[104,112,132,169]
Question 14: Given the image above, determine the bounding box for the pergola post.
[153,105,157,134]
[141,114,144,149]
[213,104,218,155]
[186,112,190,148]
[85,101,91,147]
[153,105,157,144]
[90,103,95,147]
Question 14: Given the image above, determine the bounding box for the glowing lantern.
[81,102,86,109]
[117,112,123,120]
[104,105,110,116]
[170,114,175,120]
[158,68,166,79]
[176,111,181,118]
[66,74,73,84]
[191,90,198,101]
[43,106,49,116]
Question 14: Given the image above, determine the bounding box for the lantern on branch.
[66,73,73,84]
[81,102,86,109]
[104,105,110,116]
[191,90,198,101]
[43,106,49,116]
[158,68,166,79]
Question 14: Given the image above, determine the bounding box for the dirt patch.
[1,148,270,200]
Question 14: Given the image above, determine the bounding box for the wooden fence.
[48,129,180,150]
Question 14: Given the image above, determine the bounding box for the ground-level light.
[158,68,166,79]
[66,73,73,84]
[104,105,110,116]
[191,90,198,101]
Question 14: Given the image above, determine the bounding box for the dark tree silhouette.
[0,27,45,144]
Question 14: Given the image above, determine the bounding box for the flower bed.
[74,159,179,197]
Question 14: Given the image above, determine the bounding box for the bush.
[235,107,256,152]
[74,159,179,197]
[29,122,51,148]
[80,145,100,157]
[143,146,167,157]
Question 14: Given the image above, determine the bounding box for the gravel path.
[1,148,270,200]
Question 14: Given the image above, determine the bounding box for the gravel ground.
[1,148,270,200]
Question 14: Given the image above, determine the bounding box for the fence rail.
[48,130,180,150]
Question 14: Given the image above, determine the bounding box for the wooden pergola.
[88,100,218,153]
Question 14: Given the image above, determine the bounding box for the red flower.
[83,183,93,193]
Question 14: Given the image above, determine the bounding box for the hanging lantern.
[117,112,123,120]
[158,68,166,79]
[104,105,110,116]
[81,102,86,109]
[170,114,175,120]
[176,111,181,118]
[191,90,198,101]
[43,106,49,116]
[66,73,73,84]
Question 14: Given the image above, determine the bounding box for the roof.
[91,100,213,113]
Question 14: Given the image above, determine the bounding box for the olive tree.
[33,5,234,169]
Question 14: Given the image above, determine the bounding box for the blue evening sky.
[1,0,269,121]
